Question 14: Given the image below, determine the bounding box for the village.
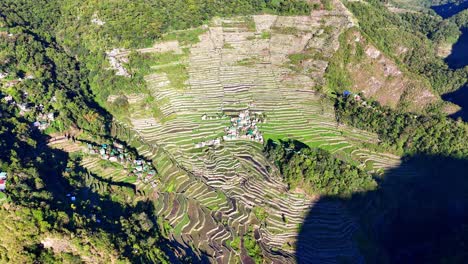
[224,109,265,143]
[86,141,158,186]
[195,109,265,148]
[2,91,56,131]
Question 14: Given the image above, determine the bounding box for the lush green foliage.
[243,227,263,264]
[401,12,461,43]
[0,102,169,262]
[0,9,111,135]
[55,0,311,49]
[451,9,468,28]
[264,140,377,197]
[3,0,468,262]
[324,28,357,94]
[50,0,311,106]
[346,0,467,93]
[335,95,468,158]
[0,2,174,261]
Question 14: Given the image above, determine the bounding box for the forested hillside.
[0,0,317,262]
[335,94,468,157]
[1,0,468,263]
[344,0,467,95]
[0,100,170,262]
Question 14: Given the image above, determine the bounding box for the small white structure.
[3,95,13,102]
[106,49,130,77]
[91,18,106,26]
[18,103,30,112]
[47,112,55,121]
[91,13,106,26]
[195,138,221,148]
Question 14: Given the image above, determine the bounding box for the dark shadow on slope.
[431,1,468,19]
[444,29,468,70]
[442,84,468,122]
[296,154,468,264]
[7,130,208,263]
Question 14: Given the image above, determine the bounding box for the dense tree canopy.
[264,140,377,197]
[335,95,468,158]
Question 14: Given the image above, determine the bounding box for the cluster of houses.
[106,49,130,77]
[86,142,157,183]
[195,110,265,148]
[0,172,7,191]
[1,73,34,88]
[223,109,264,143]
[2,91,56,130]
[343,90,362,101]
[33,111,55,130]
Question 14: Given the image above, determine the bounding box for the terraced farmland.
[98,1,416,262]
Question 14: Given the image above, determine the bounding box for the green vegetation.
[236,57,258,67]
[253,206,269,221]
[335,94,468,158]
[229,236,241,251]
[0,1,177,261]
[324,30,358,94]
[2,0,468,262]
[272,26,301,35]
[321,0,334,11]
[264,139,377,197]
[401,12,461,44]
[451,9,468,28]
[288,53,314,65]
[0,29,109,136]
[223,43,235,49]
[261,31,272,39]
[244,16,257,31]
[243,228,263,264]
[0,101,169,262]
[55,0,311,50]
[0,0,311,112]
[160,64,189,90]
[160,28,206,46]
[345,0,467,94]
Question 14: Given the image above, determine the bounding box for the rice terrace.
[1,0,468,263]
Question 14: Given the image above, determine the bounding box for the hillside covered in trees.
[1,0,468,263]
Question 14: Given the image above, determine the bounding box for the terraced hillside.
[97,1,416,263]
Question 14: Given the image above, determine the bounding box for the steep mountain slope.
[1,0,468,263]
[93,1,418,262]
[327,28,436,111]
[345,0,467,94]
